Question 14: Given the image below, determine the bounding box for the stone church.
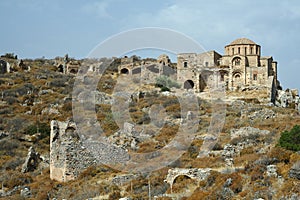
[177,38,279,101]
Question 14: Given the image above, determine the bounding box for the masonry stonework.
[50,120,95,182]
[177,38,280,102]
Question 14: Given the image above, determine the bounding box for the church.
[177,38,280,101]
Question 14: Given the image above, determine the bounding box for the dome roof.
[229,38,256,45]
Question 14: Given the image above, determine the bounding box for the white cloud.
[82,1,112,19]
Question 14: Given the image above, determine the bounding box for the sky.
[0,0,299,90]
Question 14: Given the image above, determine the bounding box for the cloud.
[82,1,112,19]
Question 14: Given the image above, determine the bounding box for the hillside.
[0,57,299,200]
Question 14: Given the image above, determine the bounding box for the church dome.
[229,38,256,45]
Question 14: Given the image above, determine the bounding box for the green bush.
[25,122,50,139]
[155,75,180,91]
[278,125,300,151]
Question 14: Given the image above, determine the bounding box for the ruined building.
[177,38,279,101]
[50,120,95,182]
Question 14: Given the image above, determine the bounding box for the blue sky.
[1,0,300,90]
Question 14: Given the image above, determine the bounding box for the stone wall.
[50,120,96,182]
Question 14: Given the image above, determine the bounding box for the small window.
[253,74,257,80]
[205,62,208,67]
[238,47,240,54]
[232,48,235,55]
[244,47,247,55]
[184,62,187,68]
[221,74,224,81]
[250,47,253,54]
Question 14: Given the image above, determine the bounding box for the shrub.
[25,122,50,139]
[155,75,180,91]
[278,125,300,151]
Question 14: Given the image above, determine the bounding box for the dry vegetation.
[0,58,299,199]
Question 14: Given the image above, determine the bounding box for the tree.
[278,125,300,151]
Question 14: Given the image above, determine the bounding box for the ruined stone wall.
[50,120,95,182]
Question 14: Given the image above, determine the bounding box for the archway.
[172,175,198,195]
[233,72,242,88]
[120,68,129,74]
[184,80,194,89]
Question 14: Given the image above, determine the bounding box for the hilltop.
[0,53,299,200]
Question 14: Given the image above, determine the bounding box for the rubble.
[230,126,270,140]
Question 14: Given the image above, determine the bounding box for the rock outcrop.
[230,126,270,140]
[21,147,41,173]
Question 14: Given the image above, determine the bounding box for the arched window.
[232,57,241,66]
[183,62,188,68]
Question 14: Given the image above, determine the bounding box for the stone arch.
[233,71,243,88]
[232,56,241,66]
[120,68,129,74]
[184,80,194,89]
[171,175,198,194]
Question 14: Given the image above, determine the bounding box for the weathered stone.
[266,165,277,177]
[224,178,232,187]
[22,147,41,173]
[225,158,234,167]
[230,126,270,140]
[0,131,9,140]
[38,89,53,95]
[50,120,96,182]
[20,187,31,198]
[289,161,300,180]
[20,133,41,142]
[222,144,238,158]
[164,168,211,190]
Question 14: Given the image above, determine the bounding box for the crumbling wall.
[50,120,95,182]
